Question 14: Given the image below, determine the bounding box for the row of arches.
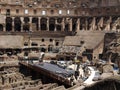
[4,17,64,32]
[0,16,119,32]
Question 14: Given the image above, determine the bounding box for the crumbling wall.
[103,33,120,63]
[84,78,120,90]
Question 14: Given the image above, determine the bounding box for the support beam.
[76,18,80,32]
[62,18,65,31]
[21,17,24,32]
[39,17,41,31]
[12,17,14,32]
[3,24,6,32]
[29,17,32,32]
[69,18,72,31]
[47,17,49,31]
[54,18,57,31]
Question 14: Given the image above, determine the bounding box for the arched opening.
[31,42,38,46]
[13,49,22,55]
[49,24,55,31]
[0,49,5,55]
[80,17,86,30]
[6,23,12,31]
[32,17,39,30]
[56,42,59,46]
[40,44,47,52]
[96,16,102,30]
[23,17,30,32]
[41,47,46,52]
[56,18,62,31]
[56,25,61,31]
[48,45,53,52]
[57,18,62,23]
[0,24,3,31]
[72,18,77,31]
[96,17,101,24]
[112,16,118,24]
[6,17,12,31]
[41,23,47,31]
[6,49,13,56]
[40,18,47,31]
[103,16,109,29]
[24,17,30,23]
[23,23,30,32]
[49,18,55,31]
[50,10,54,14]
[65,24,69,31]
[72,24,76,31]
[111,16,118,29]
[14,17,21,32]
[87,17,93,30]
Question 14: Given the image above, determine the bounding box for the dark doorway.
[23,23,30,32]
[56,25,61,31]
[6,49,13,56]
[41,23,47,30]
[48,45,53,52]
[49,18,55,31]
[14,17,21,31]
[23,17,30,32]
[6,17,12,31]
[40,18,47,31]
[41,48,46,52]
[87,17,93,30]
[0,24,3,31]
[72,24,76,32]
[65,24,69,31]
[57,18,62,23]
[72,18,77,31]
[32,17,39,30]
[24,17,30,23]
[80,17,86,30]
[6,23,12,31]
[49,24,55,31]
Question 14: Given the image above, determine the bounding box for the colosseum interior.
[0,0,120,90]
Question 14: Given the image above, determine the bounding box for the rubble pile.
[0,71,58,90]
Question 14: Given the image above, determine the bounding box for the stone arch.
[6,17,12,31]
[32,17,39,30]
[40,18,47,30]
[14,17,21,32]
[0,24,3,31]
[49,18,55,31]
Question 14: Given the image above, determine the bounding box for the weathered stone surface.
[102,64,113,73]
